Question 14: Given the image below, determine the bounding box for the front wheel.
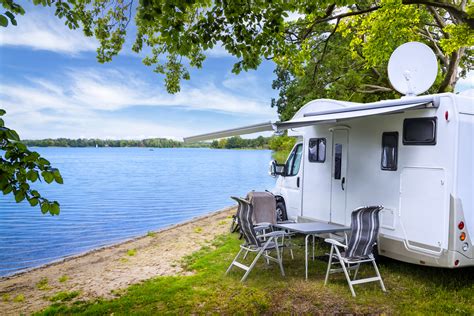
[276,200,288,222]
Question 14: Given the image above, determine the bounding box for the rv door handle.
[297,177,300,188]
[341,177,345,191]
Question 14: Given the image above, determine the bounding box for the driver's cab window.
[286,143,303,176]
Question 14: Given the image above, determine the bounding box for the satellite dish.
[388,42,438,96]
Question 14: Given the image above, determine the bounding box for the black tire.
[276,200,288,222]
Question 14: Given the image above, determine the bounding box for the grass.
[36,278,52,291]
[37,233,474,315]
[13,294,25,303]
[194,227,203,233]
[146,231,156,237]
[48,291,81,303]
[58,275,69,283]
[126,249,137,256]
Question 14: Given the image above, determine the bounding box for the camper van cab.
[270,92,473,268]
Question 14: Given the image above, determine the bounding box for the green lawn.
[38,234,474,315]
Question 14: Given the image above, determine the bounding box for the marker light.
[460,232,466,241]
[454,260,459,266]
[445,111,449,121]
[458,221,465,230]
[462,243,469,252]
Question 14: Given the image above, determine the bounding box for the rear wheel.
[276,200,288,222]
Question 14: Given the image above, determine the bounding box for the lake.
[0,148,276,276]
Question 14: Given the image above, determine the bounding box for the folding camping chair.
[324,206,387,297]
[226,197,286,282]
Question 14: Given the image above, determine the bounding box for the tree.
[0,110,63,215]
[2,0,471,94]
[1,0,472,211]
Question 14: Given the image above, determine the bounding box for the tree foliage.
[2,0,471,95]
[210,136,269,149]
[0,111,63,215]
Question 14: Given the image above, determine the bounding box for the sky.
[0,4,279,140]
[0,5,472,141]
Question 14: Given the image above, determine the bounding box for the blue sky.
[0,5,279,140]
[0,5,472,141]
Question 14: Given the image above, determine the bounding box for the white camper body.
[185,92,474,268]
[272,92,473,268]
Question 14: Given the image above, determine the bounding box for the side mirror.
[269,160,285,177]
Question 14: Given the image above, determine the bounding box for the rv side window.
[381,132,398,171]
[286,144,303,176]
[334,144,342,180]
[403,117,437,145]
[308,138,326,163]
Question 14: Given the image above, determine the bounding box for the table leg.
[312,234,315,260]
[305,234,310,280]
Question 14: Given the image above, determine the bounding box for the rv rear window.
[308,138,326,163]
[381,132,398,171]
[403,117,437,145]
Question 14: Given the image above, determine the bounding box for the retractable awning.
[184,95,439,143]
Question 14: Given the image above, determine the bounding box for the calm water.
[0,148,275,276]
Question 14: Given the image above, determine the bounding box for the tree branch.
[312,18,341,81]
[402,0,473,28]
[438,48,464,92]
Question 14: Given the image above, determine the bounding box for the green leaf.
[0,109,5,116]
[14,190,25,203]
[41,171,54,184]
[50,202,60,215]
[40,202,50,214]
[31,190,41,198]
[27,170,39,182]
[28,197,39,207]
[52,169,63,184]
[2,184,13,195]
[0,15,8,27]
[38,158,50,166]
[5,129,20,141]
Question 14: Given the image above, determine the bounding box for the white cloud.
[0,11,97,54]
[0,67,277,139]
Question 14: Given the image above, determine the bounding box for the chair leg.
[289,234,294,259]
[226,247,245,275]
[241,247,265,282]
[275,238,285,277]
[324,244,334,285]
[371,259,387,292]
[353,263,361,280]
[243,249,249,260]
[340,260,357,297]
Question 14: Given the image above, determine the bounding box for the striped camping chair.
[324,206,387,297]
[226,197,286,282]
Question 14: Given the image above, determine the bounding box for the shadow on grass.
[37,234,474,315]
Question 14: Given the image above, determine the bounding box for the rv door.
[280,143,304,216]
[330,129,349,225]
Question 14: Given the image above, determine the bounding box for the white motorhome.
[185,43,474,268]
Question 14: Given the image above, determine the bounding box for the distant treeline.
[210,136,269,149]
[23,135,297,151]
[23,138,207,148]
[21,136,286,150]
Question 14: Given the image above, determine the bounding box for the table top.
[273,221,351,234]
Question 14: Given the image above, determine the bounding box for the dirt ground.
[0,207,235,315]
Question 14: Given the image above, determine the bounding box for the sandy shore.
[0,206,235,315]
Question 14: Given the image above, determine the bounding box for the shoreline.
[1,206,235,281]
[0,206,236,315]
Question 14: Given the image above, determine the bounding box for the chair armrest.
[258,231,286,239]
[325,238,348,249]
[254,224,271,232]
